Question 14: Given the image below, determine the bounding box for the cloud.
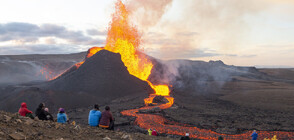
[0,22,106,54]
[87,29,107,36]
[0,44,82,55]
[0,22,105,45]
[148,46,221,60]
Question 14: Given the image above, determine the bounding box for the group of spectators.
[18,102,260,140]
[18,102,68,124]
[18,102,114,130]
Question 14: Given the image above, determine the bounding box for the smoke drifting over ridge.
[126,0,290,62]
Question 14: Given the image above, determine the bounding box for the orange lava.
[121,96,294,140]
[38,65,60,80]
[65,0,171,98]
[49,1,294,139]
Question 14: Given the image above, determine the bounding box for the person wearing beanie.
[44,108,54,121]
[180,133,190,140]
[88,104,101,127]
[57,108,68,124]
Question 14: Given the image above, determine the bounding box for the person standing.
[99,106,114,130]
[251,130,258,140]
[18,102,34,119]
[148,128,152,135]
[88,104,101,127]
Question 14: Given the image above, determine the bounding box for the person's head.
[105,106,110,111]
[38,103,45,109]
[153,129,156,131]
[44,108,49,112]
[94,104,99,110]
[59,108,65,113]
[185,133,189,137]
[253,130,256,133]
[21,102,27,108]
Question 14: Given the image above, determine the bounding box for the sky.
[0,0,294,67]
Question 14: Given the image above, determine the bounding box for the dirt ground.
[163,73,294,134]
[0,111,174,140]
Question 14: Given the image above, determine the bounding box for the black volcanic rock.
[45,50,153,100]
[0,50,153,112]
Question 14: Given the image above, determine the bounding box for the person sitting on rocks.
[44,108,54,121]
[18,102,34,119]
[57,108,68,124]
[35,103,47,120]
[152,129,158,136]
[99,106,114,130]
[88,104,101,127]
[180,133,190,140]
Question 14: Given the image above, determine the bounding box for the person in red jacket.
[152,129,158,136]
[18,102,34,119]
[99,106,114,130]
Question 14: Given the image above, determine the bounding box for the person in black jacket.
[44,108,54,121]
[35,103,47,120]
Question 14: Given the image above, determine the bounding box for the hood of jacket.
[21,102,27,108]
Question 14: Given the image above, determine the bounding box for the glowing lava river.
[121,95,294,140]
[48,0,294,139]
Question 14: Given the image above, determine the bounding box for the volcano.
[0,50,153,112]
[45,50,152,97]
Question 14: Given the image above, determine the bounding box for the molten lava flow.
[86,47,104,58]
[38,65,58,80]
[121,97,294,140]
[48,0,294,139]
[70,0,171,99]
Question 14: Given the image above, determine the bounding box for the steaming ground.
[0,52,86,84]
[0,51,293,136]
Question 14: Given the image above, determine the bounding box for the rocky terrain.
[0,50,293,138]
[0,111,173,140]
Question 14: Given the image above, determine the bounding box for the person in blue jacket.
[57,108,68,124]
[251,130,258,140]
[88,104,101,127]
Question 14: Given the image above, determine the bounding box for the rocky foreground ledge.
[0,111,173,140]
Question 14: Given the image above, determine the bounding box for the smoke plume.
[126,0,173,29]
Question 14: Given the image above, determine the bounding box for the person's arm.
[25,108,33,114]
[65,114,69,122]
[109,112,114,122]
[49,113,54,121]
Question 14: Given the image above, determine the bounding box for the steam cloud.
[128,0,291,61]
[126,0,173,29]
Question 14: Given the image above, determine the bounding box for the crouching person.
[88,104,101,127]
[57,108,68,124]
[99,106,114,130]
[44,108,54,121]
[18,102,34,119]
